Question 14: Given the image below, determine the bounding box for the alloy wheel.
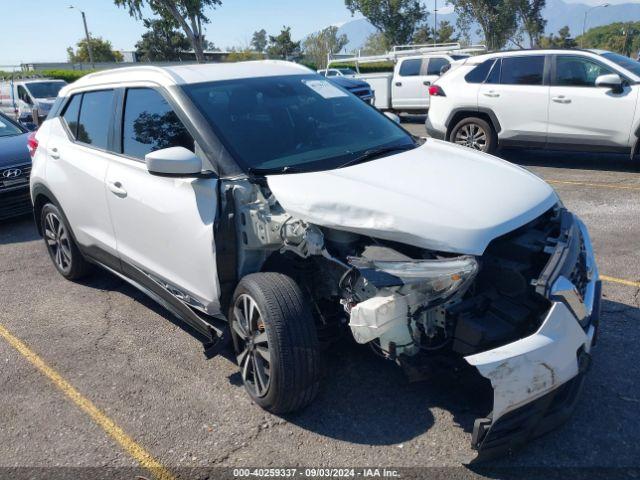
[454,123,487,151]
[232,294,271,398]
[44,212,72,273]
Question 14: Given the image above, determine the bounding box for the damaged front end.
[220,178,599,460]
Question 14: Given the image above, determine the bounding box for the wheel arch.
[445,107,501,141]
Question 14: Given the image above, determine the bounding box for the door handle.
[552,96,572,104]
[395,82,402,87]
[483,91,500,98]
[423,80,431,86]
[48,147,60,159]
[107,181,127,197]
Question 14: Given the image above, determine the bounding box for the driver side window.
[18,86,31,104]
[555,56,614,87]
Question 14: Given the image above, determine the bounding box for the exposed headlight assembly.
[349,255,479,304]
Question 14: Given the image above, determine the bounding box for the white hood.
[266,140,558,255]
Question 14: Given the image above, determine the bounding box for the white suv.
[426,49,640,156]
[31,61,600,459]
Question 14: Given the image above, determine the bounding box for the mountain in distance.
[331,0,640,51]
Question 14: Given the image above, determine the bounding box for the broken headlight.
[352,255,479,303]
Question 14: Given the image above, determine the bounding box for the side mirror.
[145,146,203,177]
[595,73,623,92]
[384,112,401,124]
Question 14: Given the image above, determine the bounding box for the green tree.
[514,0,546,47]
[436,21,458,43]
[303,26,349,69]
[251,29,268,52]
[539,25,576,48]
[67,37,124,63]
[225,47,264,62]
[135,18,190,61]
[345,0,429,47]
[361,32,389,54]
[114,0,222,63]
[576,22,640,56]
[449,0,519,51]
[267,26,301,60]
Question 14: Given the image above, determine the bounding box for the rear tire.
[450,117,497,154]
[229,272,321,414]
[40,203,91,280]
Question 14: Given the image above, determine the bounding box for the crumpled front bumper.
[465,214,600,461]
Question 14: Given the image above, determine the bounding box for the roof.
[60,60,313,96]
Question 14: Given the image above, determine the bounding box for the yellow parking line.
[601,275,640,288]
[547,180,640,191]
[0,323,176,480]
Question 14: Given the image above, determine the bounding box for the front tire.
[450,117,497,154]
[229,272,321,414]
[41,203,91,280]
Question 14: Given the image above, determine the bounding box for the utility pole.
[434,0,438,46]
[69,6,95,68]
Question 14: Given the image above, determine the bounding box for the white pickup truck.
[0,78,67,122]
[329,43,485,113]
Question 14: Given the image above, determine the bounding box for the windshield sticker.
[302,79,348,99]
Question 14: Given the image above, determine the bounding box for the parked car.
[0,78,67,124]
[317,68,357,78]
[426,49,640,157]
[31,61,600,460]
[328,44,486,113]
[325,75,374,104]
[0,112,33,220]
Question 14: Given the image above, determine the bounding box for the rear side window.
[399,59,423,77]
[500,56,545,85]
[465,59,495,83]
[486,59,501,84]
[76,90,114,149]
[122,88,194,160]
[62,94,82,138]
[427,58,449,76]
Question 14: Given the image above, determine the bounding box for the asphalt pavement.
[0,117,638,478]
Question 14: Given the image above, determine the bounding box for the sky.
[0,0,637,66]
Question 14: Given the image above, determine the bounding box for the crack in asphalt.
[211,417,288,465]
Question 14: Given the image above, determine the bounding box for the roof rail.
[327,43,487,68]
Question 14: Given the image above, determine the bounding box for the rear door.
[392,58,430,110]
[104,86,221,315]
[547,54,639,149]
[44,90,119,265]
[477,55,550,144]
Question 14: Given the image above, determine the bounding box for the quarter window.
[76,90,114,149]
[122,88,194,160]
[465,59,495,84]
[399,59,423,77]
[427,58,449,76]
[555,56,614,87]
[62,94,82,138]
[500,56,545,85]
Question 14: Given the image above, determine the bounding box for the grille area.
[0,163,31,192]
[569,230,589,299]
[0,163,32,219]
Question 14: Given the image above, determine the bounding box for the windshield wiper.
[247,165,306,175]
[336,144,417,170]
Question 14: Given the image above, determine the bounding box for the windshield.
[25,81,66,99]
[600,52,640,78]
[0,115,25,137]
[338,68,356,75]
[183,74,415,174]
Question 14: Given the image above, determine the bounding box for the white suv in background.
[426,49,640,156]
[30,61,600,460]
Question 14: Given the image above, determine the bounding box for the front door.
[392,58,430,110]
[105,87,221,314]
[547,54,639,149]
